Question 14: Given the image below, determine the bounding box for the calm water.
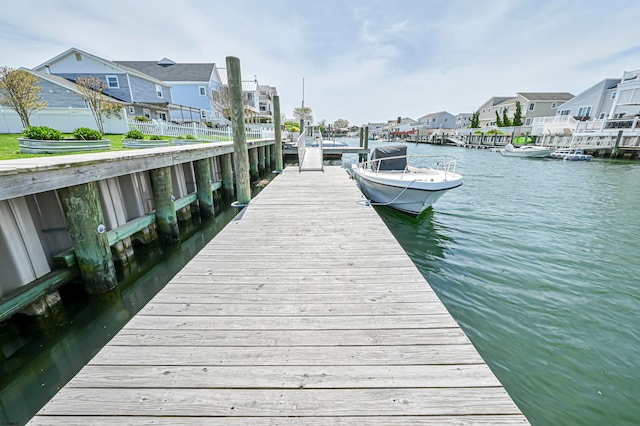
[2,141,639,425]
[350,140,640,425]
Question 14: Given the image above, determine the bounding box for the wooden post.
[257,146,266,175]
[149,167,180,244]
[226,56,251,205]
[58,182,117,294]
[221,153,234,199]
[274,95,283,172]
[612,130,623,157]
[249,147,259,180]
[359,127,365,162]
[194,159,214,218]
[363,126,369,161]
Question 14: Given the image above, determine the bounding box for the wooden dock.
[29,166,528,425]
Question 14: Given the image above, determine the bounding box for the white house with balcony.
[417,111,456,129]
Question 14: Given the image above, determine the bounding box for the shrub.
[124,129,145,139]
[135,116,151,122]
[175,135,185,139]
[22,126,64,140]
[72,127,103,140]
[185,134,196,140]
[149,135,161,140]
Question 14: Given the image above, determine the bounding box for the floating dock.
[29,166,528,424]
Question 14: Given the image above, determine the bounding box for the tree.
[0,66,47,128]
[495,111,503,127]
[293,106,313,126]
[512,101,523,126]
[284,121,300,132]
[502,109,512,127]
[469,111,480,128]
[75,76,122,134]
[333,118,349,129]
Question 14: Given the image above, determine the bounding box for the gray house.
[417,111,456,129]
[556,78,621,120]
[114,58,223,124]
[33,48,174,121]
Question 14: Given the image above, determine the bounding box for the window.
[577,106,592,117]
[157,111,167,121]
[200,110,207,119]
[75,53,82,61]
[614,112,626,119]
[155,84,163,98]
[143,108,151,118]
[525,118,532,125]
[128,106,135,114]
[551,102,557,109]
[612,91,617,99]
[559,110,570,116]
[106,75,119,88]
[199,86,206,96]
[528,103,535,111]
[482,108,485,113]
[599,113,606,119]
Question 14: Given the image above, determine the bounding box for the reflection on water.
[0,179,269,425]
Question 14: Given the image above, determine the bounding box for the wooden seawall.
[29,166,528,424]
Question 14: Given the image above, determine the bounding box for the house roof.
[26,68,126,104]
[33,47,170,87]
[114,60,216,83]
[418,111,451,120]
[517,92,574,101]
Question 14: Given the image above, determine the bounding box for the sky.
[1,0,639,126]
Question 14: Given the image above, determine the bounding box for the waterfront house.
[455,113,473,129]
[477,96,514,128]
[217,68,262,124]
[417,111,456,129]
[517,92,574,125]
[556,78,620,121]
[33,48,175,122]
[259,85,278,123]
[113,58,227,125]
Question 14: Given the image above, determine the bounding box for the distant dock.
[29,166,528,424]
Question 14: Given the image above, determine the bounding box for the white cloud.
[1,0,639,125]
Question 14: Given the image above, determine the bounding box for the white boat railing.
[362,154,459,181]
[297,129,307,172]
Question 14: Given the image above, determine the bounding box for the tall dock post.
[363,126,369,161]
[58,182,117,294]
[194,159,214,218]
[221,153,234,200]
[274,95,283,172]
[612,130,623,158]
[249,148,259,180]
[227,56,251,205]
[150,167,180,244]
[358,127,365,162]
[258,146,266,175]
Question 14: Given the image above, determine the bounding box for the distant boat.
[500,143,555,158]
[349,145,463,216]
[550,148,592,161]
[308,139,348,148]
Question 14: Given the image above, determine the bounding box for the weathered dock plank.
[29,166,528,424]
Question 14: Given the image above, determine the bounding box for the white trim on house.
[106,75,119,88]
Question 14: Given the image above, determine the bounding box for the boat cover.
[371,145,407,170]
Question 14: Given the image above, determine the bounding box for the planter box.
[123,139,170,148]
[171,139,203,145]
[19,138,111,154]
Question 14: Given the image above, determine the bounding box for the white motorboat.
[550,148,592,161]
[349,145,463,215]
[499,143,555,158]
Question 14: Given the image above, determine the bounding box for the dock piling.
[58,182,117,294]
[226,56,251,205]
[274,95,283,172]
[149,167,180,245]
[194,159,214,218]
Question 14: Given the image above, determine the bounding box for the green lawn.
[0,134,165,160]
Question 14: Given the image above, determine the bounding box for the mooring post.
[363,126,369,161]
[149,167,180,244]
[221,153,234,200]
[258,146,266,175]
[359,127,365,162]
[612,130,623,158]
[227,56,251,205]
[274,95,283,172]
[249,147,259,180]
[194,159,214,218]
[58,182,117,294]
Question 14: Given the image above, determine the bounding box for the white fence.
[0,107,128,134]
[127,119,275,141]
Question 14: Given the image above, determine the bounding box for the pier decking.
[29,166,527,425]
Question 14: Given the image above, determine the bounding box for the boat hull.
[350,167,462,215]
[499,147,555,158]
